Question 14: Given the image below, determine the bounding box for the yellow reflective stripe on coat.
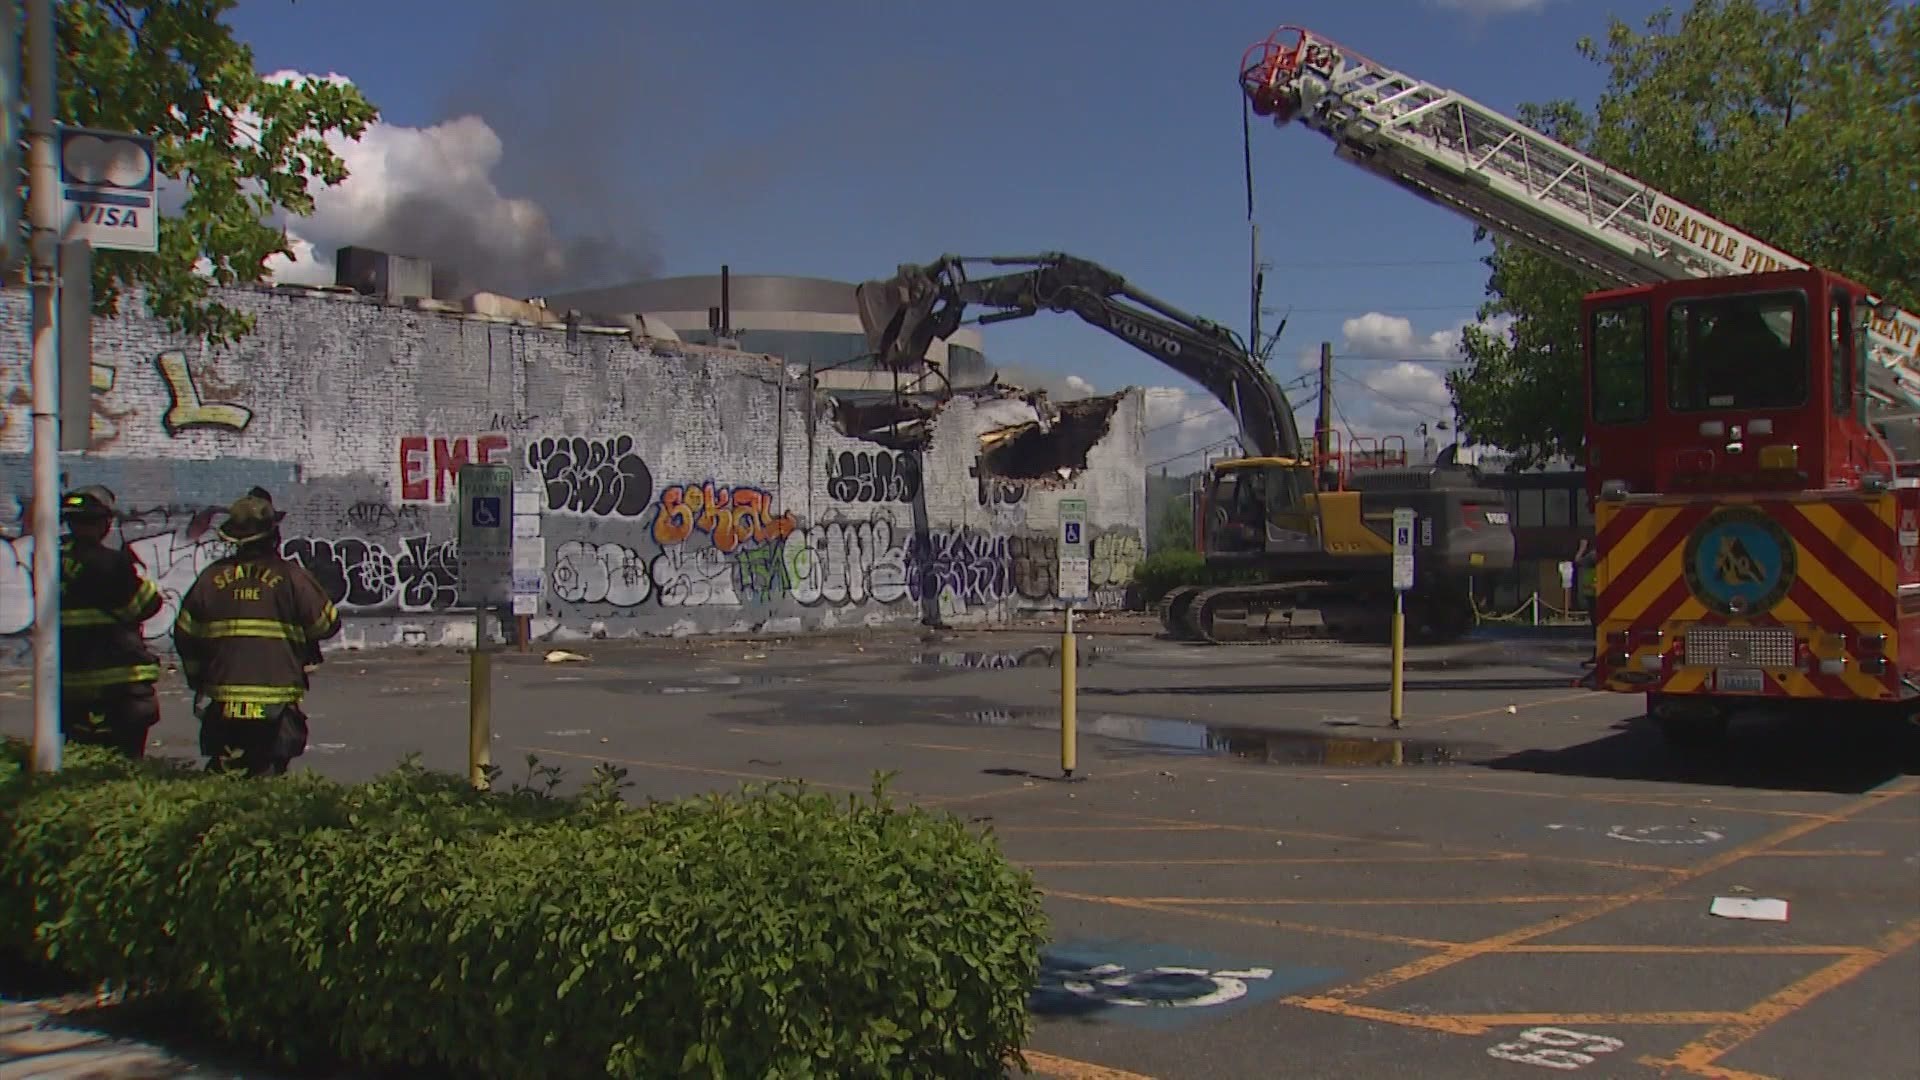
[183,618,309,642]
[307,603,339,640]
[60,608,117,627]
[111,579,161,621]
[62,663,163,689]
[205,684,305,705]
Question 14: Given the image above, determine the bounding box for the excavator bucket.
[853,270,934,370]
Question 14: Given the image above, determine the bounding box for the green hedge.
[1131,549,1266,607]
[0,741,1048,1078]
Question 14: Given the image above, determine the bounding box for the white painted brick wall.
[0,284,1146,660]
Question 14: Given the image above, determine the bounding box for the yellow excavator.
[855,252,1515,644]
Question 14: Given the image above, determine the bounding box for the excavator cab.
[1202,458,1322,556]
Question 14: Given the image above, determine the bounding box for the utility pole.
[26,0,59,773]
[1315,341,1334,465]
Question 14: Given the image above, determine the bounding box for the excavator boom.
[854,253,1304,461]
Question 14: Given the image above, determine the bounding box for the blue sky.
[227,0,1677,469]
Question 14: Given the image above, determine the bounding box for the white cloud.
[249,70,655,298]
[1291,310,1515,443]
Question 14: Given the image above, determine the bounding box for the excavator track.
[1159,579,1476,646]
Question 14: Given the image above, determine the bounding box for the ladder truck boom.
[1239,25,1920,414]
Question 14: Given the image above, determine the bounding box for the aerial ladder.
[1242,25,1920,739]
[854,253,1514,645]
[1239,26,1920,411]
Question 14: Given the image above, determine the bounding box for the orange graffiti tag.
[652,482,796,552]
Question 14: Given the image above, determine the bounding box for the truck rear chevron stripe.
[1597,505,1711,613]
[1778,505,1896,623]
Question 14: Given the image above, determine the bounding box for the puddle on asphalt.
[960,707,1469,767]
[912,646,1106,671]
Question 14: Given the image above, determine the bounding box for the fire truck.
[1241,25,1920,744]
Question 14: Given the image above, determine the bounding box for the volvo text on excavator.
[852,252,1516,645]
[1241,23,1920,740]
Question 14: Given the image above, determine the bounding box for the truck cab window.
[1667,291,1808,412]
[1590,303,1649,424]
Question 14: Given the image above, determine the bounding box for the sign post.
[1058,498,1090,779]
[457,464,514,789]
[1390,507,1416,728]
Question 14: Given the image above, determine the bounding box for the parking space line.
[1440,1010,1748,1027]
[893,740,1058,762]
[1201,766,1842,820]
[1041,888,1457,949]
[1640,916,1920,1078]
[1053,807,1679,874]
[1020,1049,1159,1080]
[1502,944,1871,957]
[1415,689,1598,724]
[997,824,1214,834]
[1750,848,1886,857]
[1019,855,1524,868]
[1118,894,1613,907]
[1278,778,1917,1029]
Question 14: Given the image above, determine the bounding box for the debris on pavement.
[544,649,590,663]
[1710,896,1790,922]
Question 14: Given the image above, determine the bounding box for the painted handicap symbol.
[1056,963,1273,1008]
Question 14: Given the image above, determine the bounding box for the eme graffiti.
[398,434,511,504]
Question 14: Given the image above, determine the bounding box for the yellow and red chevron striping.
[1596,496,1896,629]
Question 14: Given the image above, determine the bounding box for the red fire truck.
[1241,25,1920,744]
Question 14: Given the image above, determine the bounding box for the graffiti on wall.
[652,482,796,553]
[156,350,253,436]
[526,435,654,518]
[398,434,511,504]
[1,520,468,646]
[970,458,1026,508]
[825,450,921,504]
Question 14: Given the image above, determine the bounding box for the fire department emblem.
[1682,505,1796,617]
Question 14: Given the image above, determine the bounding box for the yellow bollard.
[1390,591,1406,728]
[470,609,493,789]
[1061,604,1078,778]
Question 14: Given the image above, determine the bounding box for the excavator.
[852,252,1516,644]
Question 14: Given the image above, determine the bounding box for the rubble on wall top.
[240,279,776,368]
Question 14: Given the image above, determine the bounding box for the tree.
[52,0,378,345]
[1149,493,1195,552]
[1447,0,1920,469]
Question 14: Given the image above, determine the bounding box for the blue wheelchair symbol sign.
[1064,522,1082,545]
[471,496,502,529]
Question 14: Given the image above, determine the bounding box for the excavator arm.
[853,253,1304,461]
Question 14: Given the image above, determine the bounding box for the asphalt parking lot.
[3,618,1917,1080]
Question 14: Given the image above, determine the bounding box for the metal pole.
[27,0,61,773]
[469,608,492,789]
[1390,591,1406,728]
[1060,602,1077,778]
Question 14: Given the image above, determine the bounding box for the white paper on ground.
[1710,896,1790,921]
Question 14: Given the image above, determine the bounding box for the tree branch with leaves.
[50,0,378,345]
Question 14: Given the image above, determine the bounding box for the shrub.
[1131,549,1265,607]
[0,741,1048,1078]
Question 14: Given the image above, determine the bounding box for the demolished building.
[0,252,1147,660]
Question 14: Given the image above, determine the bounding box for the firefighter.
[172,494,340,776]
[58,485,164,757]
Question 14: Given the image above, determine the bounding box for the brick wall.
[0,284,1146,660]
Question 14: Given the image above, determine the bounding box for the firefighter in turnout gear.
[58,485,164,757]
[173,495,341,776]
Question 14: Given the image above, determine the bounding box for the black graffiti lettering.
[342,501,423,536]
[526,435,654,517]
[281,537,399,608]
[395,535,460,610]
[1009,534,1057,599]
[969,458,1026,507]
[826,450,922,504]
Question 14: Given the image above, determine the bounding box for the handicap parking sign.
[1064,522,1082,544]
[472,496,502,528]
